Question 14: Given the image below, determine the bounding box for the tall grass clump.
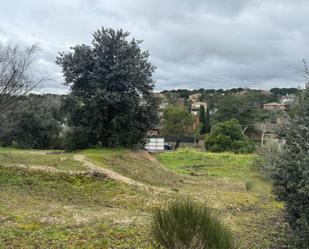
[151,199,235,249]
[245,180,254,191]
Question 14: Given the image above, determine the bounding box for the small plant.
[245,180,254,191]
[151,199,235,249]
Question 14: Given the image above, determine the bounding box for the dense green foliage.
[161,106,194,150]
[270,87,299,96]
[56,27,158,149]
[0,94,63,148]
[213,95,258,132]
[151,199,235,249]
[272,86,309,247]
[205,108,211,134]
[199,105,207,135]
[205,119,255,153]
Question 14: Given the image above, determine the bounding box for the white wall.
[145,138,164,151]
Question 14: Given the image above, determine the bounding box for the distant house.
[189,93,202,103]
[263,102,287,111]
[147,128,160,137]
[191,101,207,116]
[281,94,296,105]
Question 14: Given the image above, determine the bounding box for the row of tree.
[0,28,159,150]
[0,26,308,247]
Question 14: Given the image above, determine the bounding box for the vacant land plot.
[0,147,289,248]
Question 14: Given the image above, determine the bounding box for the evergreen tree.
[205,108,211,133]
[199,105,206,135]
[162,106,194,150]
[56,27,158,149]
[205,119,255,153]
[272,86,309,247]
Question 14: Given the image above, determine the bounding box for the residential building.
[263,102,287,111]
[281,94,296,105]
[189,93,202,103]
[191,101,207,116]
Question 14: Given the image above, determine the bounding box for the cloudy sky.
[1,0,308,93]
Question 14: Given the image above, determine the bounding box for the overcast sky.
[1,0,308,93]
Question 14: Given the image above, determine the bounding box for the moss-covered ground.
[0,147,289,248]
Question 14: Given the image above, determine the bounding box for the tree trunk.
[261,132,265,147]
[174,139,181,150]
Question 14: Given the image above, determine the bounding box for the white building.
[191,101,207,116]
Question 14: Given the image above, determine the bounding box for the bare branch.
[0,43,42,117]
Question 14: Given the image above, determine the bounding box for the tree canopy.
[205,119,255,153]
[0,94,63,148]
[161,106,194,150]
[56,27,158,149]
[213,95,257,132]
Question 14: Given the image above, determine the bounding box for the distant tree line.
[0,32,302,152]
[0,27,158,150]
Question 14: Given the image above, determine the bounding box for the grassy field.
[0,147,289,248]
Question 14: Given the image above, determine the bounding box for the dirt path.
[73,154,162,192]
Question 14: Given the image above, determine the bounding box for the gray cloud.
[0,0,308,93]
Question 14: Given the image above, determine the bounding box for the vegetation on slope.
[0,147,290,248]
[83,148,186,188]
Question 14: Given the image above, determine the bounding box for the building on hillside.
[190,101,208,132]
[232,89,249,96]
[191,101,207,116]
[147,127,161,137]
[189,93,202,103]
[263,102,287,111]
[280,94,296,105]
[155,93,169,119]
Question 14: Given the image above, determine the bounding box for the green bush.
[63,127,90,151]
[255,141,281,175]
[151,199,235,249]
[4,112,60,149]
[245,180,254,191]
[271,87,309,247]
[205,119,255,153]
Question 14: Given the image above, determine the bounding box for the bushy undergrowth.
[151,199,235,249]
[254,141,281,175]
[205,119,255,153]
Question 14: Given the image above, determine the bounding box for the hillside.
[0,148,288,248]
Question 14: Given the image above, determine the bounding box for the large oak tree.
[56,27,158,148]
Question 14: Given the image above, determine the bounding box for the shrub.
[4,112,60,149]
[271,85,309,247]
[151,199,235,249]
[63,127,90,151]
[245,180,254,191]
[255,141,281,175]
[205,119,255,153]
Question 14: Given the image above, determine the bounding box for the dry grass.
[0,147,290,248]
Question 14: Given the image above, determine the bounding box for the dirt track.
[73,154,162,192]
